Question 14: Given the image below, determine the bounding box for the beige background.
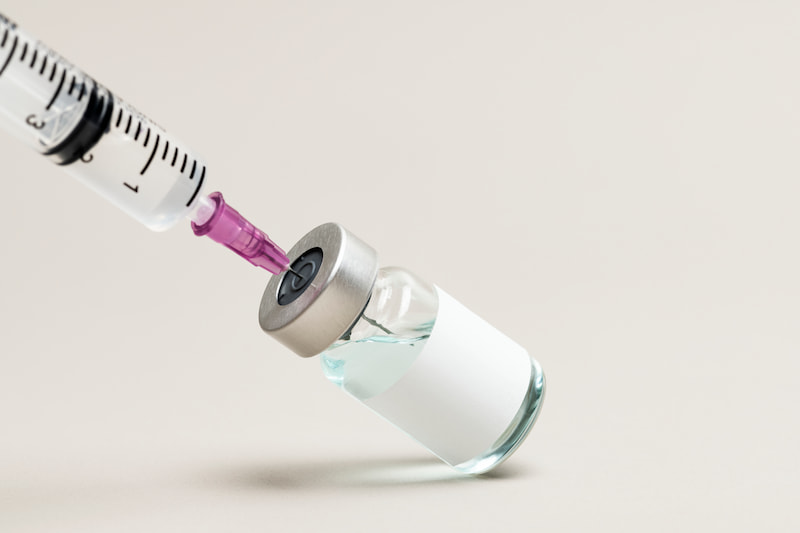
[2,1,799,531]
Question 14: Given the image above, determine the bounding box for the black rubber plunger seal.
[45,84,114,165]
[277,247,324,306]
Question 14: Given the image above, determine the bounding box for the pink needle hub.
[191,192,290,274]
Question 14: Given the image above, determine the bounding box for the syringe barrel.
[0,14,207,231]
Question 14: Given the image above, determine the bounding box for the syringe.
[0,13,289,274]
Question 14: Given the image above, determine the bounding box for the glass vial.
[259,223,545,474]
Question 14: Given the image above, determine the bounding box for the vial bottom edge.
[453,358,546,475]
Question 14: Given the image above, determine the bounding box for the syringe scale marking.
[0,35,17,77]
[28,46,38,68]
[187,166,206,207]
[45,70,65,110]
[141,133,160,174]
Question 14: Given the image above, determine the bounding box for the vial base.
[452,358,546,475]
[322,336,545,475]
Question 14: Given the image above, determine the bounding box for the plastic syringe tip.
[191,192,290,274]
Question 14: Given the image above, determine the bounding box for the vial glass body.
[320,266,545,474]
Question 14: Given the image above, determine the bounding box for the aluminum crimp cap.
[258,222,379,357]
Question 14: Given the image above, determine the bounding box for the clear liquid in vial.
[321,335,429,400]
